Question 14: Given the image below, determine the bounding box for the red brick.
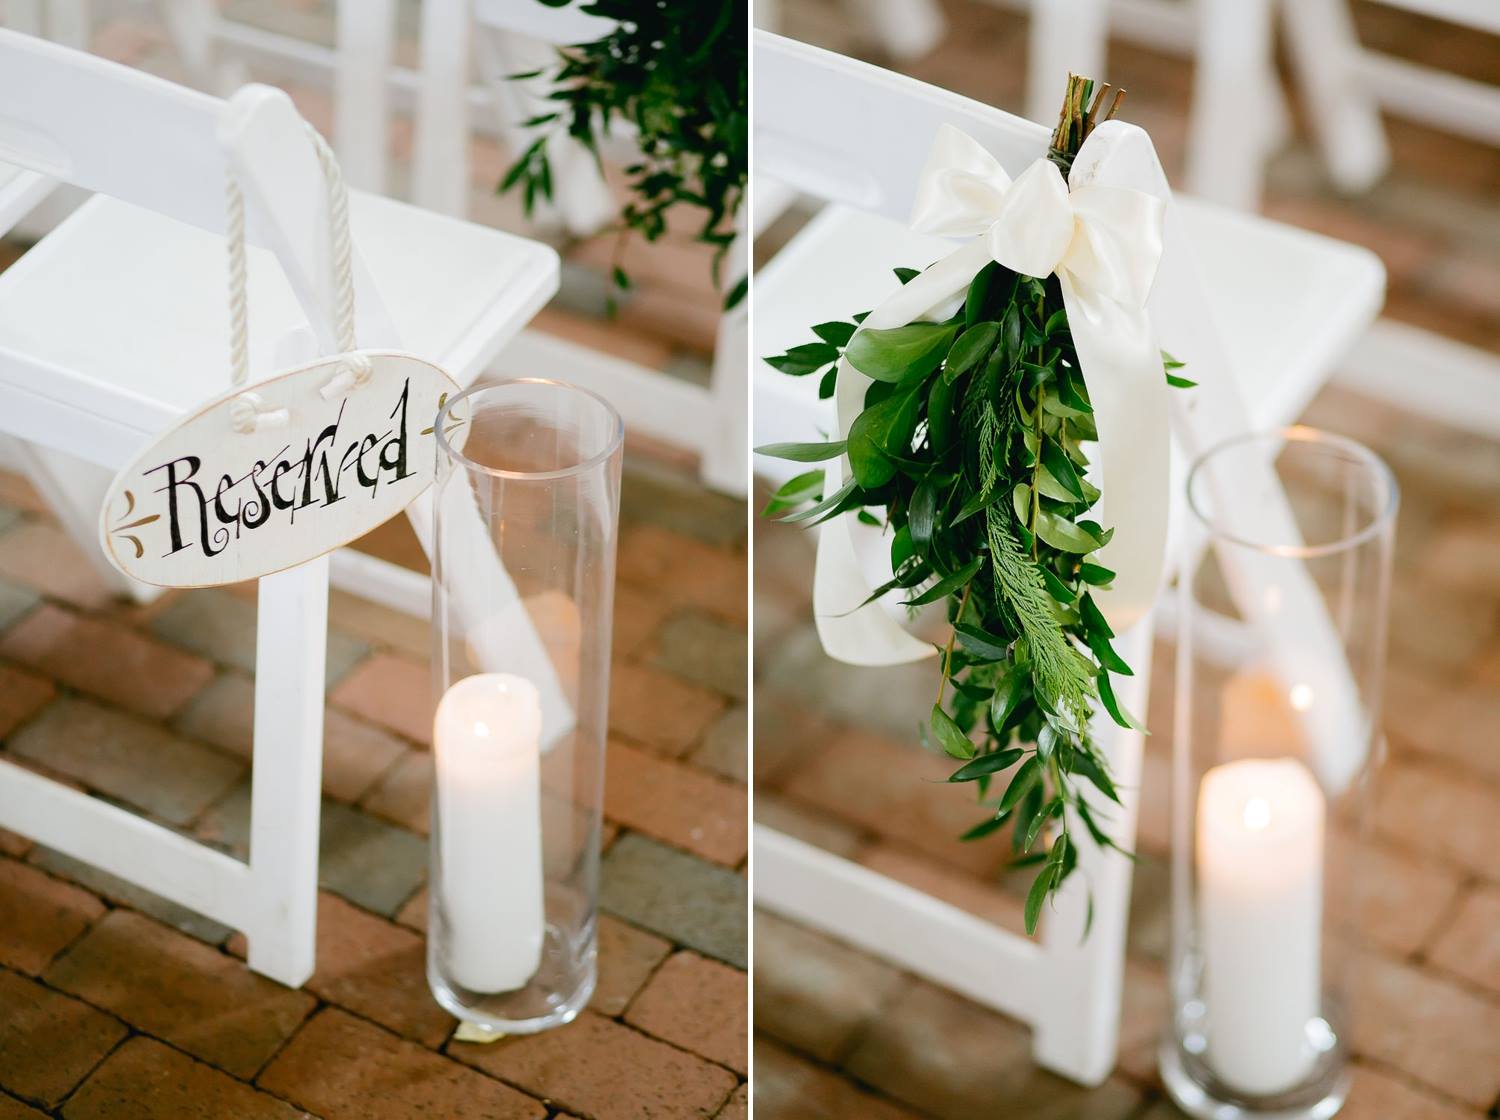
[752,911,904,1065]
[617,526,747,626]
[360,749,430,834]
[624,951,747,1074]
[0,968,127,1107]
[1342,839,1461,957]
[8,698,241,826]
[0,858,105,974]
[592,913,672,1017]
[857,843,1026,934]
[0,604,212,719]
[0,522,118,610]
[754,1038,925,1120]
[45,910,315,1080]
[329,653,430,745]
[605,740,746,865]
[0,829,31,859]
[0,663,52,738]
[396,884,427,933]
[611,584,674,658]
[259,1008,543,1120]
[1428,882,1500,997]
[753,793,865,858]
[451,1010,737,1120]
[176,673,407,803]
[0,1094,48,1120]
[327,588,429,660]
[1375,761,1500,882]
[716,1084,747,1120]
[782,727,1006,878]
[1340,1061,1475,1120]
[1354,951,1500,1108]
[63,1036,310,1120]
[609,660,726,757]
[305,893,452,1047]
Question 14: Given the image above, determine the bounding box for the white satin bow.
[814,122,1172,666]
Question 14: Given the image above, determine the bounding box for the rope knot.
[319,351,374,401]
[230,392,290,435]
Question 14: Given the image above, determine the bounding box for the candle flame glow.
[1289,683,1314,712]
[1243,796,1272,831]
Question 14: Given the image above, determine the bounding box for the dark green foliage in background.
[501,0,748,308]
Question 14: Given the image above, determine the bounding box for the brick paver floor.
[0,3,747,1109]
[754,3,1500,1117]
[0,447,747,1119]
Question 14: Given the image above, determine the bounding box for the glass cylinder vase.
[428,378,623,1033]
[1161,427,1397,1120]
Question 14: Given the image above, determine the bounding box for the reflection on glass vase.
[427,378,623,1034]
[1161,427,1398,1120]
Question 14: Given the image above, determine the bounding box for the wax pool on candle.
[1197,757,1325,1096]
[434,673,545,994]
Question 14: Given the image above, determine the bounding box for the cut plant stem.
[935,581,973,709]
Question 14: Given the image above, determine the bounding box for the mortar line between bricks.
[610,1000,748,1078]
[754,1029,945,1120]
[1412,868,1482,966]
[1384,729,1500,800]
[246,996,327,1083]
[1355,1053,1493,1115]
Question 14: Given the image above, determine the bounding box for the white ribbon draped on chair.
[815,123,1172,665]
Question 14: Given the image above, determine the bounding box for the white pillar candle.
[1197,757,1324,1096]
[434,673,545,993]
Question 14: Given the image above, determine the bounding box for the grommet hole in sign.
[97,118,466,589]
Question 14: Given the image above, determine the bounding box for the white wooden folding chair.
[0,30,557,985]
[1282,0,1500,192]
[751,32,1384,1084]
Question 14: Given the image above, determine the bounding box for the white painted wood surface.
[0,31,558,986]
[751,32,1383,1085]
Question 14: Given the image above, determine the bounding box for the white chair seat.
[753,199,1384,482]
[0,189,557,464]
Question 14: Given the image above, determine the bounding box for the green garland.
[500,0,748,309]
[761,78,1191,934]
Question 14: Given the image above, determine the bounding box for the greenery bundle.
[760,78,1189,934]
[501,0,748,308]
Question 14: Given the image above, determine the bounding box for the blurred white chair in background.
[752,30,1383,1086]
[408,0,748,495]
[1283,0,1500,193]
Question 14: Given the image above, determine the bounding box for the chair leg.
[334,0,397,194]
[4,0,43,35]
[701,298,749,497]
[413,0,473,217]
[48,0,89,47]
[1185,0,1275,209]
[845,0,946,62]
[243,556,328,987]
[1280,0,1390,193]
[1027,0,1107,127]
[157,0,218,88]
[1032,619,1154,1086]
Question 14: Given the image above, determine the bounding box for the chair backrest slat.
[753,31,1050,219]
[0,29,229,235]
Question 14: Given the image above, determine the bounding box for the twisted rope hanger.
[224,121,372,434]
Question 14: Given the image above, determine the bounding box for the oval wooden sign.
[99,350,466,588]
